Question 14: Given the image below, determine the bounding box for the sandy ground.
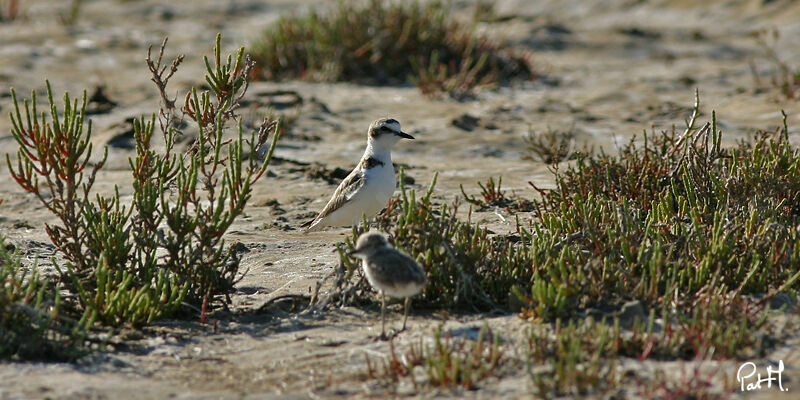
[2,0,800,398]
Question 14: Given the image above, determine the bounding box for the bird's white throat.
[363,140,394,165]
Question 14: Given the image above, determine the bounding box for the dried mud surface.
[2,1,800,399]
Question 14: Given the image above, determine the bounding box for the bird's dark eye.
[380,126,392,132]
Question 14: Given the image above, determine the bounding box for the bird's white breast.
[322,162,395,227]
[364,162,396,202]
[355,163,395,220]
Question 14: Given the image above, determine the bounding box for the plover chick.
[301,118,414,232]
[348,231,426,338]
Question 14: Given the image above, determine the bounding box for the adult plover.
[301,118,414,232]
[349,231,426,338]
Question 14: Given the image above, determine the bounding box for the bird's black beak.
[347,249,360,257]
[396,131,415,140]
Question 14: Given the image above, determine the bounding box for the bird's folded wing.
[367,251,426,287]
[313,169,366,220]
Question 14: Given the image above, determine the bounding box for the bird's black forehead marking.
[369,118,400,138]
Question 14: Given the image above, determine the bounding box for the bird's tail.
[300,218,320,234]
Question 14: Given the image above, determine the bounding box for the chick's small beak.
[396,131,415,140]
[347,249,360,257]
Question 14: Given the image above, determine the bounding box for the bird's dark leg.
[402,297,411,331]
[381,291,387,339]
